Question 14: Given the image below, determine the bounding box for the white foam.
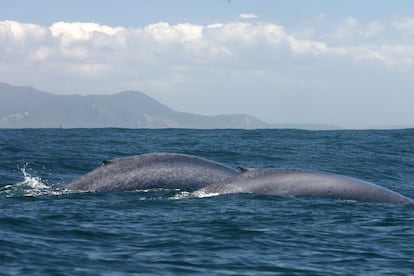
[0,164,69,197]
[192,190,220,198]
[170,191,191,199]
[20,166,49,189]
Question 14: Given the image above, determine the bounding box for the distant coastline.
[0,82,339,130]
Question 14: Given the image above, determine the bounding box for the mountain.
[0,83,344,129]
[0,83,271,129]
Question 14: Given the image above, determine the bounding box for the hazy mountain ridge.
[0,83,342,129]
[0,83,272,129]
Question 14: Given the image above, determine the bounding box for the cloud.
[0,20,49,59]
[239,13,259,19]
[330,16,359,42]
[0,17,413,127]
[393,16,414,32]
[1,17,410,69]
[50,21,124,41]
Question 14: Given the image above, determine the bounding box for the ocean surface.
[1,128,414,275]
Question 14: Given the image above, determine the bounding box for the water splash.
[170,191,192,199]
[20,165,49,190]
[0,164,67,198]
[190,190,220,198]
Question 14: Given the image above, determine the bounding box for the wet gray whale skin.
[65,153,238,192]
[193,168,413,204]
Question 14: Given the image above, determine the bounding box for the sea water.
[1,128,413,275]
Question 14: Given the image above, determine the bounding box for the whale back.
[195,168,413,204]
[65,153,237,192]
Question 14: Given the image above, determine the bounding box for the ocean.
[1,128,413,275]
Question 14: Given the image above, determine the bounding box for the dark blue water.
[1,128,414,275]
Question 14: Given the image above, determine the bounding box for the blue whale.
[193,168,413,204]
[65,153,238,192]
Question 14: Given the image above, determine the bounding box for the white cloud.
[49,21,124,41]
[393,16,414,32]
[287,36,327,56]
[329,17,359,42]
[144,22,203,44]
[0,20,49,59]
[30,46,49,61]
[239,13,259,19]
[1,18,412,82]
[0,17,413,127]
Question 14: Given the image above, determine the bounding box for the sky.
[1,0,413,128]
